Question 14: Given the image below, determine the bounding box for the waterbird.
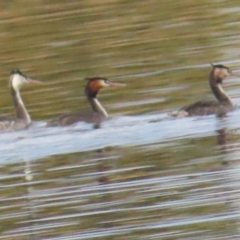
[0,70,41,131]
[172,64,238,117]
[47,77,125,127]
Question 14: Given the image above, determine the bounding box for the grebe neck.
[11,86,31,124]
[209,74,233,106]
[87,96,108,118]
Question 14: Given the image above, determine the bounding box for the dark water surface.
[1,0,240,239]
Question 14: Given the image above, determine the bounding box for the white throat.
[92,98,108,118]
[15,89,31,124]
[217,83,233,106]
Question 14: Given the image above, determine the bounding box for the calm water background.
[1,0,240,239]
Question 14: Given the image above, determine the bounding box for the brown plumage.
[47,77,125,127]
[173,64,237,117]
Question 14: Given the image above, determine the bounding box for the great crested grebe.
[47,77,125,127]
[173,64,238,117]
[0,70,41,131]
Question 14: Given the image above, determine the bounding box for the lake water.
[1,1,240,239]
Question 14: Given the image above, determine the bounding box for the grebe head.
[85,77,125,97]
[9,70,41,90]
[211,64,233,82]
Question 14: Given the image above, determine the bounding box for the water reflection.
[1,114,240,239]
[216,115,240,237]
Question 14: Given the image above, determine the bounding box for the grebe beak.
[27,78,42,84]
[229,71,240,77]
[108,81,126,87]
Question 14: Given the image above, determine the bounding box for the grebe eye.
[104,79,109,84]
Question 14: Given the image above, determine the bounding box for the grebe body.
[0,70,41,131]
[174,64,237,117]
[47,77,125,127]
